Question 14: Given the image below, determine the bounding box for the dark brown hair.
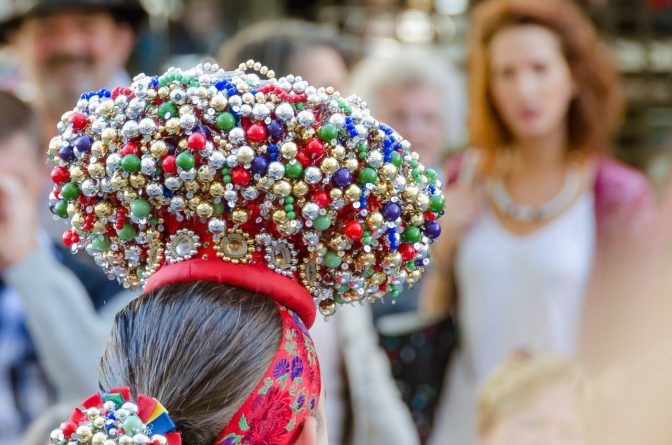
[99,282,282,444]
[0,90,41,156]
[468,0,624,154]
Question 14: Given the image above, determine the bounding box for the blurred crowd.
[1,0,672,444]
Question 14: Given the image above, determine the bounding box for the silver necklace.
[488,166,582,223]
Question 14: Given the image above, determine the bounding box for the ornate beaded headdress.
[47,60,444,444]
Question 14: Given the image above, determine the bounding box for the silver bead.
[179,168,197,181]
[138,117,156,135]
[267,161,285,179]
[297,110,315,127]
[304,166,322,184]
[252,103,270,120]
[367,150,384,168]
[81,179,99,197]
[92,432,108,445]
[122,120,139,138]
[165,176,182,190]
[126,98,146,119]
[392,175,407,192]
[119,436,133,445]
[224,189,238,202]
[228,95,242,108]
[169,196,186,211]
[302,231,319,246]
[237,146,255,164]
[106,153,121,172]
[275,102,294,121]
[100,178,113,193]
[141,156,157,175]
[170,88,187,104]
[229,127,245,143]
[208,218,226,233]
[328,113,346,127]
[239,104,252,116]
[91,118,106,134]
[122,403,139,414]
[146,182,163,197]
[208,150,226,168]
[241,186,259,200]
[115,408,130,419]
[302,203,320,220]
[133,434,150,444]
[179,113,197,130]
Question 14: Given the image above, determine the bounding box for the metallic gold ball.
[402,185,419,202]
[92,220,106,234]
[408,270,422,285]
[48,136,62,155]
[358,252,376,270]
[366,212,384,231]
[67,202,78,217]
[232,209,249,224]
[92,432,107,445]
[416,193,430,211]
[110,173,128,191]
[184,180,200,193]
[91,141,107,158]
[165,118,180,134]
[319,299,336,317]
[343,158,359,173]
[69,166,86,184]
[329,188,343,201]
[209,182,225,197]
[101,128,116,144]
[292,181,309,197]
[71,213,85,231]
[122,190,138,204]
[97,100,114,116]
[210,94,228,111]
[150,141,168,159]
[76,425,93,442]
[257,176,274,191]
[242,92,255,104]
[119,435,134,445]
[197,165,215,182]
[320,157,339,175]
[371,272,386,285]
[273,180,292,197]
[88,162,105,179]
[410,212,425,226]
[196,202,214,218]
[380,163,397,180]
[280,142,298,160]
[383,251,403,269]
[331,144,346,160]
[237,146,255,164]
[344,184,362,202]
[375,181,389,196]
[93,416,106,429]
[273,209,288,224]
[188,196,201,210]
[94,202,112,218]
[157,86,170,98]
[129,174,146,189]
[179,104,193,116]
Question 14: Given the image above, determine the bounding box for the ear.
[294,416,318,445]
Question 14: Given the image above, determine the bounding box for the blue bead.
[267,120,284,139]
[268,144,278,152]
[59,145,75,162]
[250,156,269,173]
[75,135,93,153]
[424,221,441,239]
[382,202,402,221]
[332,168,352,187]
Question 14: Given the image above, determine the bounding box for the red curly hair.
[468,0,624,154]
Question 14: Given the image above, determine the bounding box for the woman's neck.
[509,130,569,179]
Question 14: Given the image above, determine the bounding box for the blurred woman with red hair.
[421,0,655,442]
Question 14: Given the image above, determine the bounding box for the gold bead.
[197,202,214,218]
[157,86,170,98]
[366,212,384,231]
[48,136,62,158]
[210,94,228,111]
[371,272,386,285]
[92,220,106,234]
[246,59,255,68]
[97,100,114,116]
[319,299,336,317]
[273,180,292,197]
[93,416,106,429]
[320,157,339,175]
[179,105,193,116]
[416,193,430,211]
[408,270,422,285]
[410,212,425,226]
[165,118,180,134]
[209,182,225,197]
[184,180,200,193]
[150,141,168,159]
[110,173,128,190]
[331,144,346,160]
[273,209,288,224]
[129,173,146,189]
[67,202,78,217]
[71,213,85,230]
[292,181,309,197]
[242,92,255,104]
[101,128,116,144]
[330,188,343,201]
[403,185,419,202]
[344,184,362,202]
[94,202,112,218]
[357,252,376,270]
[122,190,137,204]
[197,165,215,182]
[383,251,403,269]
[232,209,249,224]
[188,196,201,210]
[253,61,262,71]
[380,163,397,180]
[280,142,298,160]
[91,141,107,158]
[343,158,359,173]
[267,70,275,79]
[69,166,86,184]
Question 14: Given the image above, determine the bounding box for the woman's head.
[99,282,326,445]
[469,0,623,153]
[477,351,589,445]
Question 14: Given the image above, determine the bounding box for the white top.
[429,192,596,445]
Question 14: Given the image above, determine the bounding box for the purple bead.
[267,120,284,139]
[59,145,75,162]
[382,202,402,221]
[74,135,92,153]
[331,168,352,187]
[197,124,211,139]
[250,155,268,174]
[166,141,177,155]
[424,221,441,239]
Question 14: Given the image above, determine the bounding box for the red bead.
[51,166,70,184]
[69,112,88,131]
[313,191,331,208]
[162,155,177,174]
[62,229,79,247]
[121,142,141,156]
[344,221,364,240]
[296,150,312,167]
[187,132,207,151]
[424,211,436,221]
[398,243,416,262]
[62,420,78,438]
[246,124,267,143]
[306,138,326,158]
[231,167,251,186]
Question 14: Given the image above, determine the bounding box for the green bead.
[402,226,422,243]
[61,182,80,201]
[410,159,419,168]
[157,102,178,121]
[425,168,439,182]
[176,152,195,170]
[131,199,151,218]
[214,202,225,215]
[314,214,332,231]
[285,196,294,203]
[391,151,402,167]
[287,211,296,219]
[358,167,378,185]
[429,195,445,212]
[121,154,141,173]
[54,200,69,218]
[216,112,236,131]
[223,175,231,183]
[123,416,144,435]
[117,223,137,242]
[318,124,339,142]
[285,160,303,179]
[92,235,111,252]
[149,217,158,226]
[324,250,342,269]
[284,204,294,212]
[295,102,305,110]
